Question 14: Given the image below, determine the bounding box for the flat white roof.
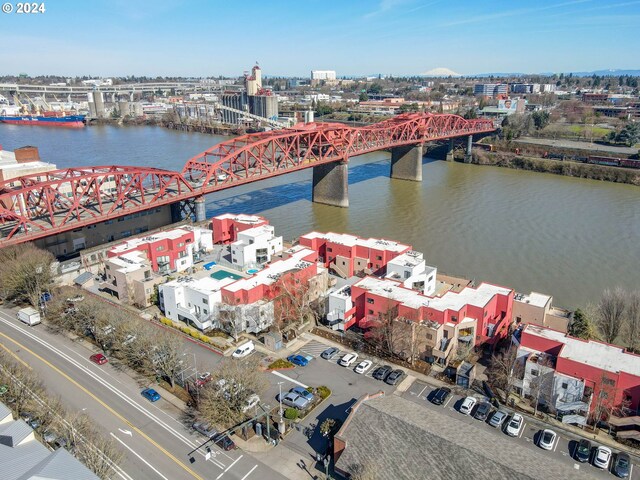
[224,247,314,292]
[515,291,551,308]
[236,225,275,240]
[164,275,236,295]
[387,251,424,268]
[213,213,267,225]
[110,228,193,253]
[0,149,57,171]
[108,250,148,273]
[302,231,410,253]
[355,277,511,311]
[525,325,640,377]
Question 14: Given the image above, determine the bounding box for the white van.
[232,341,255,358]
[17,307,41,326]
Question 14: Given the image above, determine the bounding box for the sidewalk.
[298,331,640,460]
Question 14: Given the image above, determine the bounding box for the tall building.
[474,83,508,98]
[248,94,278,121]
[311,70,336,81]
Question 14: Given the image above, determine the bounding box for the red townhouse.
[518,324,640,418]
[107,228,195,273]
[299,231,412,278]
[211,213,270,244]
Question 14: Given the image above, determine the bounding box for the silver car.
[280,392,310,409]
[489,410,508,428]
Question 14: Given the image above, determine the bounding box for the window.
[451,316,457,322]
[484,311,488,317]
[530,369,539,377]
[366,298,374,304]
[603,377,616,387]
[203,309,208,314]
[426,333,433,340]
[177,242,184,247]
[202,298,208,304]
[156,245,164,251]
[562,382,568,389]
[368,309,374,315]
[327,247,333,252]
[376,255,382,261]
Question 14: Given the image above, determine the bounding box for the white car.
[538,429,556,450]
[217,173,228,181]
[339,353,358,367]
[505,413,524,437]
[459,396,477,415]
[354,360,373,374]
[242,394,260,413]
[593,446,612,469]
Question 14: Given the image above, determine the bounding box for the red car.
[89,353,108,365]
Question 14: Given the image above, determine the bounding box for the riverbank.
[471,149,640,186]
[88,116,239,136]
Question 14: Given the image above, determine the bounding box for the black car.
[474,402,491,421]
[431,387,452,405]
[575,439,591,463]
[372,365,392,381]
[321,347,339,360]
[613,452,631,478]
[385,369,404,385]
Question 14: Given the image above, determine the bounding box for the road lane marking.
[553,437,559,452]
[119,428,133,437]
[417,385,428,398]
[216,454,243,480]
[0,341,32,369]
[110,432,169,480]
[271,370,308,388]
[519,424,525,438]
[0,328,206,480]
[241,465,258,480]
[0,315,233,467]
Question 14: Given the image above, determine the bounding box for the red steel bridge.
[0,113,494,247]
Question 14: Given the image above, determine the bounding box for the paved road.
[403,379,637,480]
[0,308,285,480]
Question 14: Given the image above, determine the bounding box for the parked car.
[280,392,310,409]
[574,439,591,463]
[192,420,217,438]
[42,430,58,444]
[354,360,373,374]
[89,353,108,365]
[195,372,211,387]
[321,347,339,360]
[141,388,161,402]
[473,402,491,421]
[613,452,631,478]
[593,446,612,469]
[385,369,404,385]
[232,341,255,358]
[431,387,452,406]
[287,354,309,367]
[339,353,359,367]
[242,394,261,413]
[290,386,314,402]
[214,434,236,451]
[538,429,557,450]
[489,410,508,428]
[505,413,524,437]
[459,396,477,415]
[372,365,392,381]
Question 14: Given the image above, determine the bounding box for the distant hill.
[469,69,640,78]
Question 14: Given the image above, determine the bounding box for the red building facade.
[211,213,269,244]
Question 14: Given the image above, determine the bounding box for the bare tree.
[594,287,627,344]
[624,290,640,353]
[218,306,243,342]
[489,345,524,403]
[0,244,55,307]
[271,272,316,335]
[197,358,268,428]
[590,372,619,431]
[150,330,185,388]
[528,356,555,417]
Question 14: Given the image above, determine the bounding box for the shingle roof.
[17,447,99,480]
[335,394,593,480]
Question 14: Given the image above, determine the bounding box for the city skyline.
[1,0,639,77]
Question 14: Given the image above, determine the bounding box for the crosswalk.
[297,340,393,378]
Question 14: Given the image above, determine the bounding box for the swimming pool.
[247,269,259,274]
[210,270,243,281]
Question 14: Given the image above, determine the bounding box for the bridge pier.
[170,202,183,223]
[194,196,207,222]
[464,135,473,163]
[446,139,455,162]
[312,160,349,208]
[390,145,423,181]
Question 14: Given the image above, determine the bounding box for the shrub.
[268,359,294,370]
[284,408,298,420]
[198,333,210,343]
[316,386,331,400]
[160,317,173,326]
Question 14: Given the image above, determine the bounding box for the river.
[1,124,638,310]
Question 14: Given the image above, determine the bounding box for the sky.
[0,0,639,77]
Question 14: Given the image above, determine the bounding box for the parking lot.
[403,379,637,479]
